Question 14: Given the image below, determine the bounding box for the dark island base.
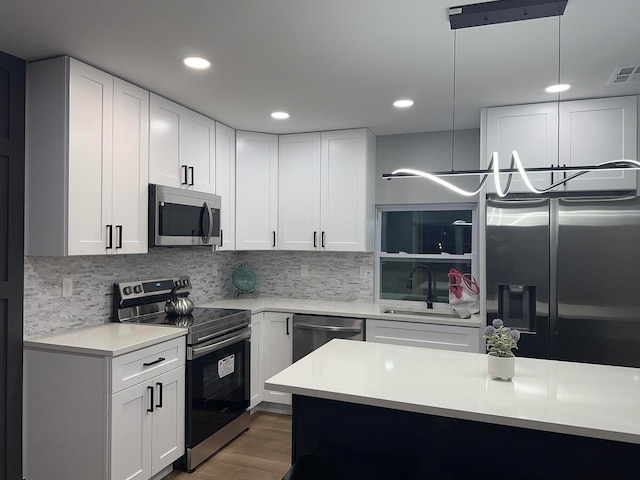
[291,395,640,480]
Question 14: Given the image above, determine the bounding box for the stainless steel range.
[112,275,251,472]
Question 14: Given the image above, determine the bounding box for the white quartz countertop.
[199,297,480,327]
[23,323,187,357]
[265,339,640,444]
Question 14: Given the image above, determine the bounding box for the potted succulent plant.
[483,318,520,380]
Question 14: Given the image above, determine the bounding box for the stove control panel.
[115,275,192,301]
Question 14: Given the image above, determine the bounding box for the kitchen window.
[375,205,477,307]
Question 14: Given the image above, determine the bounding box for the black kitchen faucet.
[406,264,434,309]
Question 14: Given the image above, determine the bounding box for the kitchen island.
[266,339,640,479]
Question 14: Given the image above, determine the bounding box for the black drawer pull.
[143,357,165,367]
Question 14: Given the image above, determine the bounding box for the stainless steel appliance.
[486,195,640,367]
[149,184,222,247]
[112,276,251,471]
[293,314,364,362]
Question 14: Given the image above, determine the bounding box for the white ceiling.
[2,0,640,135]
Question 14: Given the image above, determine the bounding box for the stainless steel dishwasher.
[293,314,364,362]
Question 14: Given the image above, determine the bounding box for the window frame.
[374,203,478,307]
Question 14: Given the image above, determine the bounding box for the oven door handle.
[189,329,251,360]
[294,323,362,333]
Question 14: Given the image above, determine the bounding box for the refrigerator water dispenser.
[498,284,536,332]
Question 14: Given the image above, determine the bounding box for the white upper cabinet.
[277,129,376,252]
[484,102,559,194]
[112,78,150,254]
[483,96,638,194]
[559,96,637,191]
[235,131,279,250]
[320,129,376,252]
[278,133,322,250]
[215,122,236,250]
[25,56,149,256]
[149,94,215,193]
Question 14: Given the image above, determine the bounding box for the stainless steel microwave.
[149,184,221,247]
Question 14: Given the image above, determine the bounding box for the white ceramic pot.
[487,353,515,381]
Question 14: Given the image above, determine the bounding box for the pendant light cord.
[557,13,562,176]
[451,29,457,172]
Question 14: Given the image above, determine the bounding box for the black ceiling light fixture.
[448,0,568,30]
[384,0,640,197]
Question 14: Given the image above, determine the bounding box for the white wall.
[376,129,480,205]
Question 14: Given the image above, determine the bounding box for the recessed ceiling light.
[393,99,414,108]
[544,83,571,93]
[182,57,211,70]
[271,111,290,120]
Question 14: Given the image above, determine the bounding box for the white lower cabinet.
[366,319,480,353]
[262,312,293,405]
[24,336,186,480]
[250,313,264,409]
[111,366,185,480]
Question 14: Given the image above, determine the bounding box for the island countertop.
[265,339,640,444]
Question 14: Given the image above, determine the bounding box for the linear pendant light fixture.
[384,0,640,196]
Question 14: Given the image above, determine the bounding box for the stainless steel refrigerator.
[486,195,640,367]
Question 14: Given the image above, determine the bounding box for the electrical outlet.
[212,263,218,277]
[301,265,309,277]
[360,266,368,279]
[62,277,73,297]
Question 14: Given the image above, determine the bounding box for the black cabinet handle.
[563,164,567,181]
[181,165,188,185]
[321,231,326,248]
[106,225,113,249]
[147,386,154,413]
[143,357,165,367]
[156,382,163,408]
[220,229,223,247]
[272,231,276,247]
[313,231,317,248]
[550,164,554,185]
[286,317,290,335]
[188,166,194,186]
[115,225,123,249]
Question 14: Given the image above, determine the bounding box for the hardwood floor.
[164,412,292,480]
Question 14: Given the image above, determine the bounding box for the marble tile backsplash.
[24,249,374,339]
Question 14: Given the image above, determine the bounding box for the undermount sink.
[381,308,459,318]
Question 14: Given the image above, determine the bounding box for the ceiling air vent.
[607,65,640,85]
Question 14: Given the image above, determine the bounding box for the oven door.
[186,328,250,449]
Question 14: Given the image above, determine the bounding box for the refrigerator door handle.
[487,198,548,206]
[560,195,637,204]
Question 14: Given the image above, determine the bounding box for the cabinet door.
[250,313,264,409]
[320,129,374,251]
[560,96,638,191]
[263,312,292,404]
[485,103,559,194]
[184,110,216,193]
[67,59,114,255]
[112,78,149,254]
[110,382,152,480]
[215,122,236,250]
[235,131,279,250]
[149,94,183,188]
[150,366,185,476]
[278,133,321,250]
